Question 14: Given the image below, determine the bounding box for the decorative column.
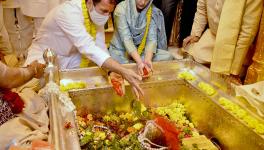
[245,9,264,84]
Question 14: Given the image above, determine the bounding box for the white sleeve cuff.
[79,43,111,67]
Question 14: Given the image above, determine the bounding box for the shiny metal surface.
[61,60,263,117]
[52,60,264,150]
[47,86,80,150]
[43,48,60,84]
[43,48,57,67]
[69,80,264,150]
[60,60,230,92]
[49,93,62,150]
[43,48,80,150]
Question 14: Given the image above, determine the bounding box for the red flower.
[155,117,180,150]
[143,66,149,76]
[109,72,125,97]
[2,90,24,114]
[111,79,124,97]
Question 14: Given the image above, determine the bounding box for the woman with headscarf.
[109,0,173,76]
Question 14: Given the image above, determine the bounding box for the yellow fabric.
[191,0,224,37]
[188,29,215,63]
[229,0,263,75]
[15,78,41,92]
[80,0,97,68]
[211,0,263,75]
[186,0,223,64]
[137,6,152,55]
[0,2,13,55]
[4,54,18,67]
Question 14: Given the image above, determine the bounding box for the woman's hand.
[129,51,146,76]
[137,62,145,76]
[143,49,153,78]
[137,61,152,78]
[27,60,46,78]
[144,59,153,73]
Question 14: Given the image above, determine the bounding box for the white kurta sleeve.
[95,26,109,54]
[55,3,110,67]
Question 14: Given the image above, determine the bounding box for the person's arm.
[55,3,110,67]
[56,4,144,98]
[0,61,45,88]
[95,26,109,54]
[183,0,207,47]
[191,0,208,37]
[113,4,150,76]
[102,57,144,98]
[0,62,32,88]
[144,16,158,71]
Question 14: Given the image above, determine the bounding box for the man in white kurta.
[25,0,108,69]
[25,0,143,96]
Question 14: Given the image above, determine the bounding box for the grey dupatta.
[125,0,167,49]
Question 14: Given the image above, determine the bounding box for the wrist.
[130,51,142,65]
[144,57,152,62]
[145,50,153,59]
[27,66,36,78]
[20,67,34,83]
[136,60,144,65]
[118,67,128,76]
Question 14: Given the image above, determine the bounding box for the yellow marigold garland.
[81,0,152,65]
[80,0,97,68]
[137,5,152,55]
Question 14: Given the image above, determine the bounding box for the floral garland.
[38,81,76,112]
[81,0,152,64]
[137,5,152,55]
[80,0,97,68]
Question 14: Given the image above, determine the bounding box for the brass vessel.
[48,61,264,150]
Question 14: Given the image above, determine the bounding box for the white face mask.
[89,5,109,26]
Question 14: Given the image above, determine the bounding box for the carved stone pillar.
[245,9,264,84]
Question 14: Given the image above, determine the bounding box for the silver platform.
[48,60,264,150]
